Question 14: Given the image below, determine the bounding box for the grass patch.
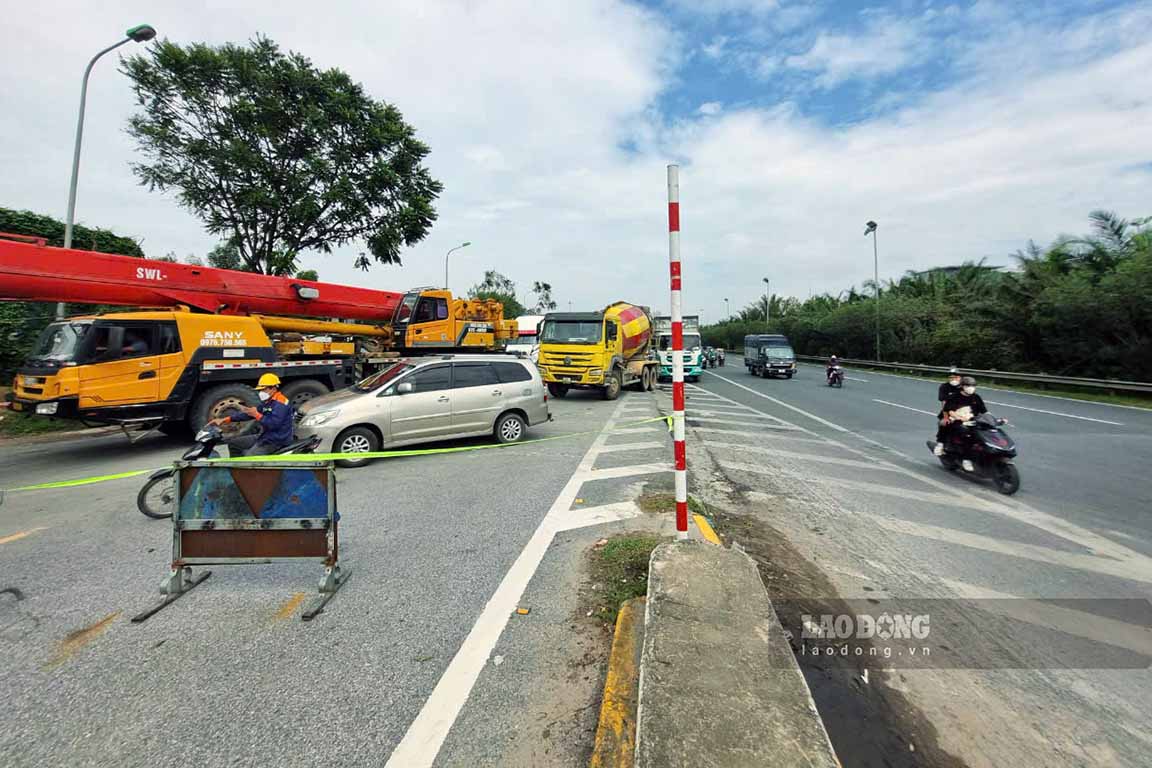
[586,534,665,625]
[0,410,77,438]
[635,493,708,516]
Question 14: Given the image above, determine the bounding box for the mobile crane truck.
[0,233,516,432]
[537,301,659,399]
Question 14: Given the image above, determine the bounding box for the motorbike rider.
[207,373,295,456]
[938,367,963,411]
[935,376,988,470]
[717,347,725,366]
[826,355,840,382]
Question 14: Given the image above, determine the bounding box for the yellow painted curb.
[590,596,646,768]
[693,514,721,545]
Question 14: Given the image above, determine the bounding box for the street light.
[864,220,879,361]
[724,297,730,319]
[58,24,157,320]
[443,241,471,290]
[762,277,770,328]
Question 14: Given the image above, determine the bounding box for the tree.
[295,269,319,282]
[122,36,443,276]
[0,207,144,256]
[530,281,557,313]
[206,240,243,271]
[469,270,525,318]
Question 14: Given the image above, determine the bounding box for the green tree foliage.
[469,270,525,318]
[122,36,443,276]
[294,269,319,282]
[530,281,557,313]
[701,213,1151,381]
[0,207,144,256]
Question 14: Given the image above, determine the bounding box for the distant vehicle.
[505,314,544,362]
[744,334,796,378]
[296,354,550,467]
[703,347,718,368]
[654,315,703,381]
[537,302,659,399]
[827,365,844,387]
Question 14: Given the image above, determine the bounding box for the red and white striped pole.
[667,164,688,539]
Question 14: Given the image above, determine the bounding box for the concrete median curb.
[634,540,840,768]
[590,596,647,768]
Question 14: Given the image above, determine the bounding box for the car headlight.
[36,402,58,415]
[301,409,340,427]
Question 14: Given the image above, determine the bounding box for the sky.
[1,0,1150,321]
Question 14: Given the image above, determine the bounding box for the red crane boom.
[0,234,404,322]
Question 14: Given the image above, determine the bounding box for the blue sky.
[1,0,1150,318]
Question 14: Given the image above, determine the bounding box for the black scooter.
[137,421,321,519]
[926,413,1020,495]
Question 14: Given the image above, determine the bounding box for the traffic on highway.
[3,3,1152,767]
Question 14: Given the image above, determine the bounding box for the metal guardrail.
[790,355,1152,395]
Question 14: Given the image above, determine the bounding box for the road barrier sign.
[131,460,349,623]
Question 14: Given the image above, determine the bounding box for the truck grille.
[541,351,595,373]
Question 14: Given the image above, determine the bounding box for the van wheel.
[603,371,622,400]
[548,383,569,398]
[334,426,379,467]
[190,384,259,432]
[281,379,330,409]
[495,412,527,444]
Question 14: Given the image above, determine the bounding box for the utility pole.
[762,277,770,329]
[865,220,880,361]
[724,297,730,319]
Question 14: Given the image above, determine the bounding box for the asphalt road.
[0,392,679,768]
[687,362,1152,766]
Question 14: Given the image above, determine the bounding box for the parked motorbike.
[826,365,844,388]
[137,422,321,519]
[925,413,1019,495]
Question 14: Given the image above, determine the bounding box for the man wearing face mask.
[207,373,295,456]
[935,376,988,462]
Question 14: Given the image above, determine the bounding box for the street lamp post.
[443,241,471,290]
[762,277,770,328]
[58,23,157,320]
[865,220,879,361]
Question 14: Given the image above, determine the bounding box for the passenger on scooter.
[207,373,295,456]
[935,376,987,469]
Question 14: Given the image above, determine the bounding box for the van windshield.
[353,363,414,392]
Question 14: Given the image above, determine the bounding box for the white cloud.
[784,15,928,87]
[698,101,724,116]
[667,0,780,15]
[701,36,729,59]
[0,1,1150,320]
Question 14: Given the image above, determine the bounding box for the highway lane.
[714,362,1152,557]
[688,366,1152,766]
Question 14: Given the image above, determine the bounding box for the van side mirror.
[396,382,414,395]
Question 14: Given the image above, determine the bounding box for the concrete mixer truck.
[538,302,659,399]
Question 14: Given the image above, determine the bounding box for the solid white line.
[706,442,901,472]
[984,400,1123,426]
[554,501,642,532]
[847,376,869,382]
[606,427,659,435]
[873,399,936,416]
[588,462,674,480]
[384,400,629,767]
[595,441,665,454]
[687,417,799,430]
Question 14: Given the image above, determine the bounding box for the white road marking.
[847,376,869,382]
[873,399,936,416]
[554,501,642,531]
[698,371,1152,570]
[691,409,783,421]
[587,462,674,480]
[595,441,665,454]
[984,401,1124,426]
[692,427,829,443]
[687,417,800,430]
[385,399,641,767]
[707,443,904,472]
[606,427,659,434]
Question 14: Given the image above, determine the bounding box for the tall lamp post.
[762,277,770,328]
[443,241,471,290]
[864,220,879,361]
[58,23,157,320]
[724,297,730,319]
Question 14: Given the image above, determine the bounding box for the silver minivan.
[296,355,550,467]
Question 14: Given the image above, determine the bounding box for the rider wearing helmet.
[826,354,840,382]
[208,373,296,456]
[934,376,987,457]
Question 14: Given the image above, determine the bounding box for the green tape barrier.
[2,416,666,495]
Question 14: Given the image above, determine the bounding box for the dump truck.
[654,314,704,381]
[0,233,517,432]
[538,302,659,399]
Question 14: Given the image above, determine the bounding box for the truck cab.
[390,288,516,351]
[743,334,796,378]
[653,315,704,382]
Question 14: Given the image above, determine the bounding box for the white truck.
[505,314,544,362]
[653,315,704,381]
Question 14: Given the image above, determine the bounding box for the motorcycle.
[926,413,1020,495]
[826,365,844,388]
[137,421,321,519]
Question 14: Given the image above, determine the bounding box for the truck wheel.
[334,426,379,468]
[644,367,655,391]
[603,371,622,400]
[281,379,330,409]
[190,384,259,432]
[548,383,569,398]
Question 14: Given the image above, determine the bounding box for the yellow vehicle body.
[538,301,658,400]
